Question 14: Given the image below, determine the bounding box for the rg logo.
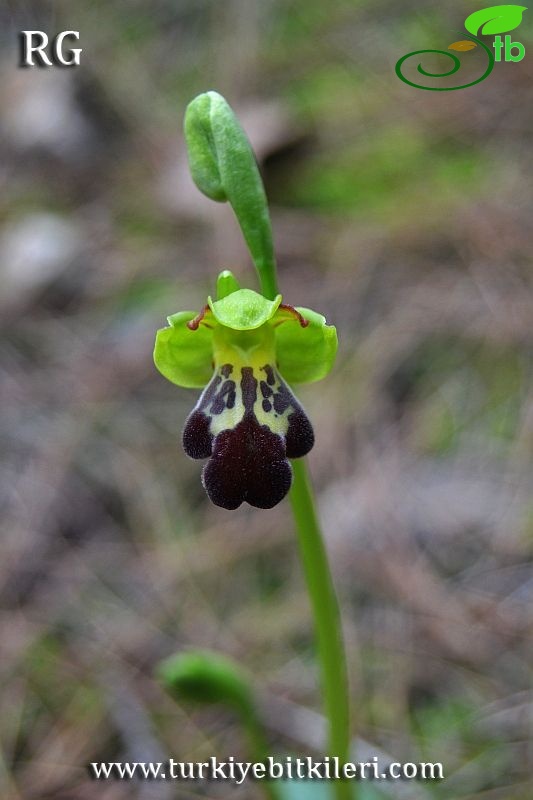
[19,31,82,67]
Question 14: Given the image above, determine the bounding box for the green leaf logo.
[465,4,527,36]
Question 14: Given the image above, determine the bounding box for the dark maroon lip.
[182,364,314,509]
[202,412,293,509]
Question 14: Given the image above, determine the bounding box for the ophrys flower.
[154,271,337,509]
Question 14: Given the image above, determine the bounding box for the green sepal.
[153,311,214,388]
[209,288,282,330]
[216,269,241,300]
[274,307,338,384]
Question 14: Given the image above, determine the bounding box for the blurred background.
[1,1,532,798]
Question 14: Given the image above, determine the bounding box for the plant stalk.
[266,259,352,800]
[289,458,352,800]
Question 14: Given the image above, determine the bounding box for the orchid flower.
[154,271,337,509]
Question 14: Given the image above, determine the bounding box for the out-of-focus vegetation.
[1,1,532,799]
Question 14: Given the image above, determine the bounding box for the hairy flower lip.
[182,360,314,509]
[201,414,293,510]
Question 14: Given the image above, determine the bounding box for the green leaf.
[158,650,254,714]
[465,5,527,36]
[153,311,214,388]
[275,308,338,384]
[158,649,271,786]
[184,92,278,300]
[209,288,282,330]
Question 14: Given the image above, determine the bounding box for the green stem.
[289,459,352,800]
[252,170,352,800]
[241,705,281,800]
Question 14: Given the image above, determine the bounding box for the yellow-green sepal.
[275,307,338,384]
[153,311,214,388]
[208,288,282,330]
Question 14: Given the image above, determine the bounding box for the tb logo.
[396,5,527,90]
[19,31,82,67]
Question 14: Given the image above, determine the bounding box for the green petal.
[153,311,214,388]
[216,269,241,300]
[274,307,338,384]
[208,288,282,330]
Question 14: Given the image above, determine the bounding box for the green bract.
[185,92,278,300]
